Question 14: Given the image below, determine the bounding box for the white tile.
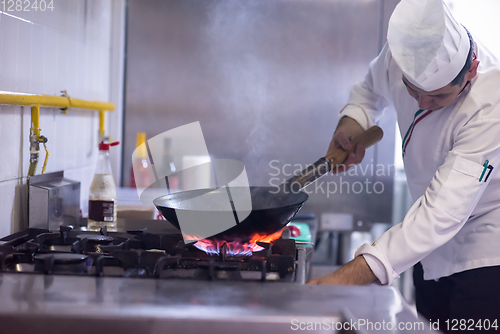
[59,112,84,171]
[76,113,97,168]
[0,13,19,91]
[43,26,58,95]
[73,112,92,166]
[15,19,32,92]
[30,23,45,93]
[50,110,62,172]
[0,12,3,88]
[55,113,67,170]
[81,41,90,100]
[0,105,22,181]
[56,33,68,94]
[62,3,80,97]
[0,178,23,237]
[65,38,78,95]
[74,39,84,98]
[47,109,61,174]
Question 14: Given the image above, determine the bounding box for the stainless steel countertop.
[0,273,437,334]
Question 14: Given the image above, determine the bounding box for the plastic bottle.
[88,141,119,231]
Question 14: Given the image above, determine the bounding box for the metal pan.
[154,186,308,241]
[154,126,384,242]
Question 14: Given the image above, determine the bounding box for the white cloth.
[387,0,470,91]
[340,40,500,285]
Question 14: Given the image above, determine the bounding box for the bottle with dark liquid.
[88,141,119,231]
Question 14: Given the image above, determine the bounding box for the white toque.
[387,0,470,92]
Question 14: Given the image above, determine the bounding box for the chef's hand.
[307,256,378,286]
[326,117,366,174]
[307,272,343,285]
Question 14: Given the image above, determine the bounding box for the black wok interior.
[154,187,307,211]
[154,186,308,241]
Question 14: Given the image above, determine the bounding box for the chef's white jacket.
[340,41,500,285]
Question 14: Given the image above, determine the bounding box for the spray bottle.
[88,141,119,231]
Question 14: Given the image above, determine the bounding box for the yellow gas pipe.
[99,110,106,142]
[0,91,114,111]
[31,105,41,139]
[27,105,41,177]
[0,91,115,177]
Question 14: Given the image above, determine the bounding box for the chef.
[308,0,500,329]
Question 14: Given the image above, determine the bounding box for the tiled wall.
[0,0,124,237]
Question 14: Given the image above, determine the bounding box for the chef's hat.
[387,0,470,91]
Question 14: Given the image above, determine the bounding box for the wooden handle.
[325,126,384,168]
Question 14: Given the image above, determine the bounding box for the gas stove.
[0,220,310,284]
[0,220,434,334]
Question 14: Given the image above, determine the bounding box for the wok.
[154,126,383,242]
[154,186,308,241]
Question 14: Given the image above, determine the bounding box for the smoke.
[205,0,278,181]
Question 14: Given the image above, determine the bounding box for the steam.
[205,0,278,183]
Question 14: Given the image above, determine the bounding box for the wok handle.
[325,125,384,168]
[281,126,384,192]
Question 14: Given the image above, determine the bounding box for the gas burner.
[195,261,242,280]
[34,253,88,262]
[34,253,90,274]
[76,234,114,244]
[0,225,310,283]
[75,234,116,253]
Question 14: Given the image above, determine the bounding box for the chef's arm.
[307,255,378,285]
[328,45,394,173]
[336,44,393,130]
